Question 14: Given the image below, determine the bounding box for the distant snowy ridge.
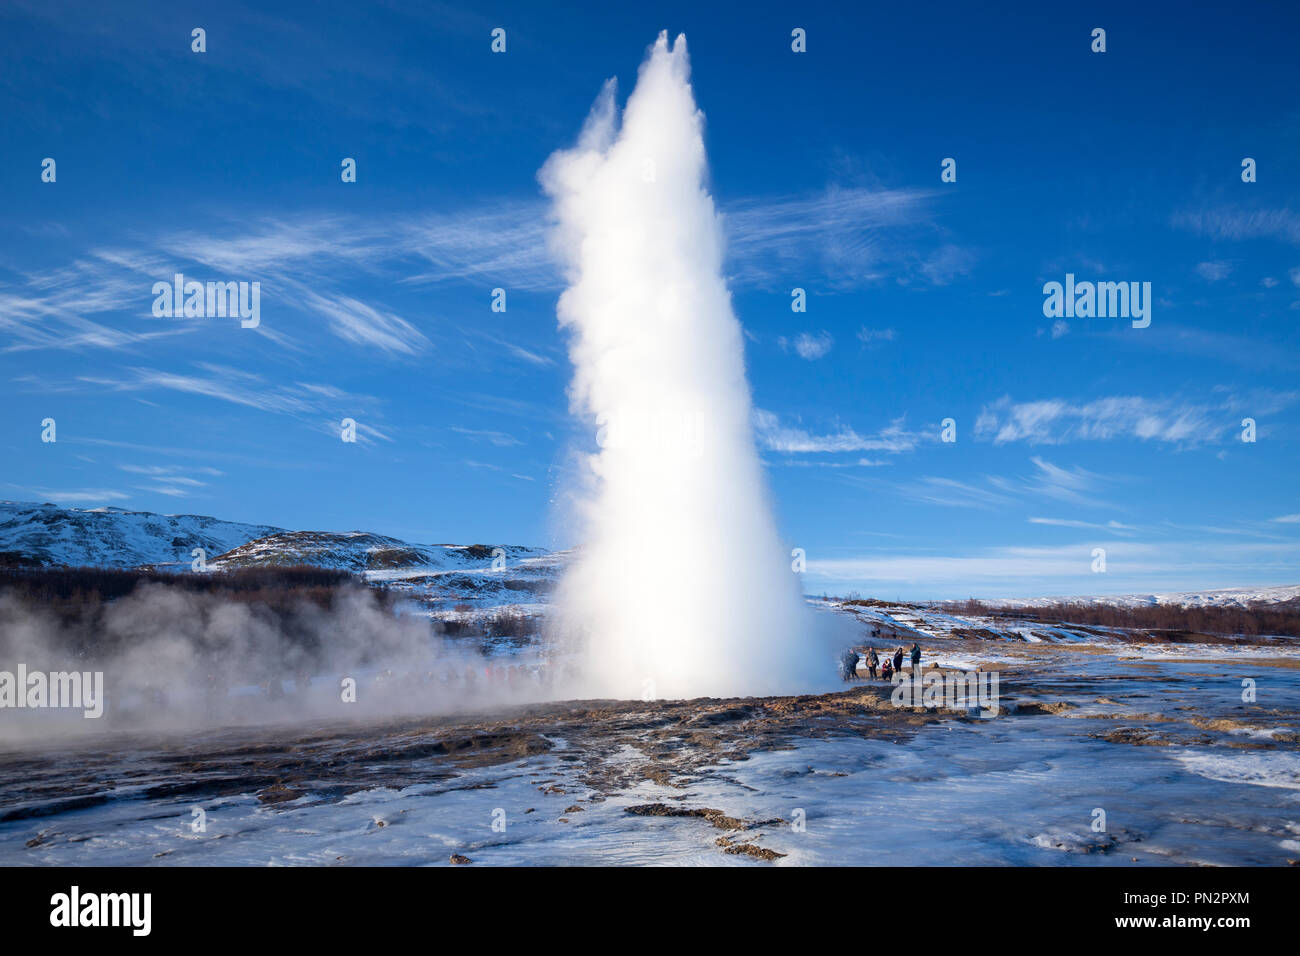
[0,501,548,575]
[0,500,283,570]
[984,584,1300,609]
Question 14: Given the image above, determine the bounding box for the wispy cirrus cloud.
[71,365,392,444]
[776,457,892,469]
[300,291,430,355]
[754,409,929,455]
[917,243,976,285]
[1173,205,1300,245]
[778,330,834,360]
[116,463,222,499]
[118,464,223,477]
[10,487,132,505]
[722,185,938,288]
[451,426,523,447]
[856,326,897,345]
[893,457,1113,511]
[1029,516,1138,535]
[974,394,1232,446]
[898,476,1011,510]
[990,456,1112,507]
[161,188,943,300]
[1195,260,1232,282]
[0,248,197,352]
[1,183,952,357]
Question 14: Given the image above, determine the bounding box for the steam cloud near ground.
[0,583,553,744]
[541,33,842,699]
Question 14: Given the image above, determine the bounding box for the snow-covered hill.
[208,529,546,574]
[0,501,283,569]
[0,502,559,609]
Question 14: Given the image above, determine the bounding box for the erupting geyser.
[542,32,828,700]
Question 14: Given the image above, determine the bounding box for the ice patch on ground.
[1171,749,1300,790]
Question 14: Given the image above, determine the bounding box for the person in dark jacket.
[840,649,860,682]
[866,647,879,680]
[893,646,904,675]
[910,642,922,678]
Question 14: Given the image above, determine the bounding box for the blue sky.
[2,0,1299,598]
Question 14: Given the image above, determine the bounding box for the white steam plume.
[0,584,556,745]
[541,32,835,700]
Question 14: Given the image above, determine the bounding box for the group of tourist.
[845,641,923,681]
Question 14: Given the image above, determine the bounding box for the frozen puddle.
[1172,749,1300,791]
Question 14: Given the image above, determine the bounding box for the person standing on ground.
[840,648,860,682]
[911,642,922,678]
[866,647,879,680]
[893,646,904,676]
